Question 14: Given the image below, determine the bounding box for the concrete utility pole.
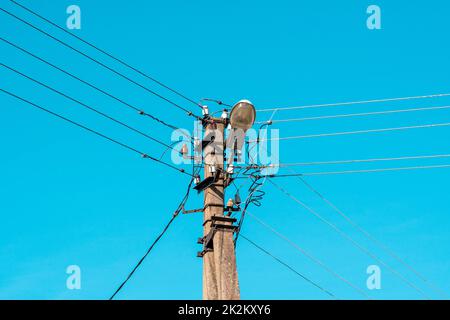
[201,118,240,300]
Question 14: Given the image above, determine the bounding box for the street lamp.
[225,99,256,164]
[229,99,256,132]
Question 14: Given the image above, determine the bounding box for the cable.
[263,164,450,177]
[109,171,198,300]
[201,98,233,108]
[293,174,448,299]
[234,121,274,245]
[8,0,202,109]
[257,105,450,124]
[246,212,371,299]
[0,37,186,134]
[234,167,267,245]
[109,214,177,300]
[158,141,179,161]
[1,63,178,152]
[250,143,437,297]
[250,153,450,168]
[248,143,444,297]
[239,234,337,299]
[0,8,201,119]
[111,172,198,299]
[0,88,190,176]
[267,179,430,299]
[254,122,450,142]
[257,93,450,113]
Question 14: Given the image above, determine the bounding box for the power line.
[109,214,177,300]
[248,138,439,298]
[239,234,337,299]
[257,105,450,124]
[250,153,450,168]
[266,179,430,299]
[246,212,371,299]
[0,37,185,133]
[201,98,233,108]
[254,122,450,142]
[258,131,446,296]
[257,93,450,113]
[246,142,444,297]
[0,88,190,176]
[292,174,448,299]
[0,7,201,119]
[1,63,178,152]
[8,0,202,109]
[109,173,197,300]
[263,164,450,177]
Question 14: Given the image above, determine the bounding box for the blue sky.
[1,0,450,300]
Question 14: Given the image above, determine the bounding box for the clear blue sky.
[1,0,450,300]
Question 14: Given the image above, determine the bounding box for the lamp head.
[229,99,256,132]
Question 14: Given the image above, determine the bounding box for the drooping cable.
[234,122,273,245]
[234,167,266,245]
[109,170,198,300]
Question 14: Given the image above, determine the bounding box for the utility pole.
[193,100,255,300]
[200,117,240,300]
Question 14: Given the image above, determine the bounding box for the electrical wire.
[247,142,444,297]
[267,179,430,299]
[109,168,199,300]
[248,153,450,169]
[257,93,450,113]
[234,167,266,245]
[239,234,337,299]
[1,63,178,152]
[257,105,450,124]
[254,122,450,142]
[201,98,233,108]
[0,88,190,176]
[262,164,450,177]
[0,37,186,134]
[293,174,448,299]
[246,212,371,299]
[247,142,440,297]
[8,0,202,110]
[234,121,274,245]
[0,7,201,119]
[109,214,178,300]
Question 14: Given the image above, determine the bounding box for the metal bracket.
[182,206,204,214]
[211,215,237,225]
[197,216,238,258]
[197,248,213,258]
[193,169,222,193]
